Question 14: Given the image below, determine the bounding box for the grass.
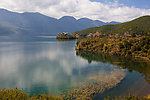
[0,88,63,100]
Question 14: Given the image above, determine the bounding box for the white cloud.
[0,0,150,22]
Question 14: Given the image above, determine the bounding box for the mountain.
[74,15,150,36]
[0,8,120,36]
[58,16,108,33]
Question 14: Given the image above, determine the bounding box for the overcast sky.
[0,0,150,22]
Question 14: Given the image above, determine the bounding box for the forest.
[76,36,150,60]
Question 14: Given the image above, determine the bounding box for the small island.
[56,32,77,40]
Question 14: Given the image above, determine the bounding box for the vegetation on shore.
[74,16,150,61]
[1,87,150,100]
[75,36,150,60]
[56,32,77,39]
[0,88,63,100]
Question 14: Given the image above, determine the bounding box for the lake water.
[0,36,150,99]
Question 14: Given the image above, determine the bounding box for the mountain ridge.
[74,15,150,36]
[0,8,120,36]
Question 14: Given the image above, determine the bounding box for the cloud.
[0,0,150,22]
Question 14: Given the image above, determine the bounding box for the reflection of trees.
[76,50,150,84]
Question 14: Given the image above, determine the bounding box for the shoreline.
[75,36,150,62]
[76,49,150,62]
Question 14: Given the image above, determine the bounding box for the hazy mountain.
[0,8,120,36]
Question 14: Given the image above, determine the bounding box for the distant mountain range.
[0,8,120,36]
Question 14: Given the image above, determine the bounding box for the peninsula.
[75,16,150,61]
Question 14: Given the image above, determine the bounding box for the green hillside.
[74,16,150,36]
[76,36,150,61]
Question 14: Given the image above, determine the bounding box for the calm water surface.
[0,36,150,98]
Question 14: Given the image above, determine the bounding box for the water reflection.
[0,41,87,95]
[76,50,150,83]
[76,50,150,97]
[0,40,125,96]
[0,38,150,98]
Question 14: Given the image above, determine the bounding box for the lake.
[0,36,150,99]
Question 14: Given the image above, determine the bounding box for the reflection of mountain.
[76,50,150,84]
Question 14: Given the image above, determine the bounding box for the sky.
[92,0,150,9]
[0,0,150,22]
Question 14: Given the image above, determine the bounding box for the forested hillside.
[75,16,150,60]
[75,16,150,36]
